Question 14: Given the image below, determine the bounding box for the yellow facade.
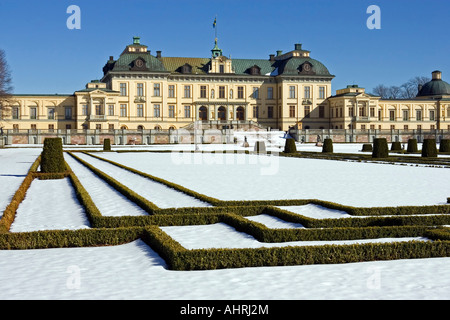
[1,38,449,137]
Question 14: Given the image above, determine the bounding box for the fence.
[1,128,450,146]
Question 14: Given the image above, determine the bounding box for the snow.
[0,239,448,300]
[160,222,427,250]
[73,152,212,209]
[64,153,148,216]
[93,151,450,207]
[10,178,90,232]
[1,146,450,300]
[0,148,41,216]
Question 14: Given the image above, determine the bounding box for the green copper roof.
[111,52,167,73]
[276,57,333,77]
[417,79,450,97]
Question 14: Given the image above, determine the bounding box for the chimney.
[109,56,114,61]
[295,43,302,50]
[156,51,161,58]
[276,50,283,56]
[432,70,442,80]
[269,54,275,61]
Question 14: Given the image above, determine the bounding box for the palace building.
[1,36,450,143]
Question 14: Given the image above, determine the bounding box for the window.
[120,83,127,96]
[65,107,72,120]
[237,86,244,99]
[95,105,103,115]
[348,107,354,117]
[289,86,296,99]
[48,124,54,132]
[389,110,395,121]
[319,105,325,118]
[359,107,366,117]
[153,105,160,117]
[30,107,37,120]
[82,105,88,116]
[304,106,310,118]
[267,87,273,100]
[403,110,409,121]
[137,104,144,117]
[370,125,375,130]
[137,83,144,97]
[66,124,72,130]
[404,125,409,130]
[430,124,435,130]
[153,83,160,97]
[184,85,191,98]
[390,125,396,130]
[304,86,310,99]
[109,124,114,132]
[12,107,19,119]
[253,106,259,118]
[378,110,382,121]
[268,106,274,119]
[96,124,102,130]
[361,125,366,130]
[184,105,191,118]
[120,104,127,117]
[31,124,37,131]
[252,87,259,99]
[168,105,175,118]
[168,85,175,98]
[48,108,55,120]
[13,124,19,132]
[219,86,225,99]
[108,105,114,116]
[370,107,375,118]
[289,106,295,118]
[416,110,422,121]
[319,86,325,99]
[200,86,207,99]
[429,110,435,121]
[219,64,224,73]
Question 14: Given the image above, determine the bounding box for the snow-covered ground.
[93,151,450,207]
[1,146,450,300]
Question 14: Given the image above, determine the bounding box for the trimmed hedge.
[372,138,389,158]
[422,139,437,157]
[0,155,41,233]
[284,138,297,153]
[407,139,418,153]
[322,138,333,153]
[40,138,65,173]
[439,139,450,153]
[391,141,402,151]
[103,138,112,152]
[361,144,372,152]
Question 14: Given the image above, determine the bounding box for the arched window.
[154,125,162,131]
[137,125,144,131]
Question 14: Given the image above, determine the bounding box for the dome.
[417,71,450,97]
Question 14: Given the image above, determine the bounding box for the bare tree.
[400,76,430,99]
[0,49,13,127]
[371,76,430,99]
[372,84,390,98]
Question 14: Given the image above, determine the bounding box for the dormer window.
[181,63,192,74]
[299,62,315,74]
[249,65,261,76]
[132,58,146,70]
[219,64,224,73]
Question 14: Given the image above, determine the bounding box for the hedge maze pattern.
[1,149,450,270]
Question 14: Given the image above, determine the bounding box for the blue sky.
[0,0,449,95]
